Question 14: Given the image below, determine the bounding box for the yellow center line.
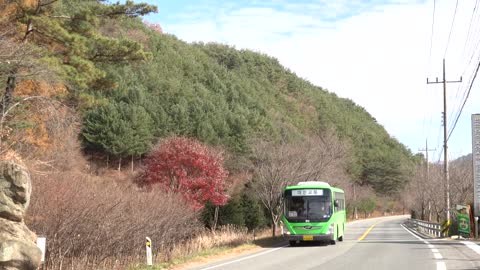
[357,222,381,241]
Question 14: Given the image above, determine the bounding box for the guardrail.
[405,218,442,238]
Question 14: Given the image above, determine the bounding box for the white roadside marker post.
[36,236,46,264]
[475,217,479,239]
[146,237,153,266]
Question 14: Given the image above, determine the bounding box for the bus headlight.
[281,223,291,235]
[328,223,335,234]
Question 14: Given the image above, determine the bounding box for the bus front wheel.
[329,239,336,245]
[289,240,297,246]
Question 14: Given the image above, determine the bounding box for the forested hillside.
[82,19,413,194]
[1,0,413,191]
[0,0,415,268]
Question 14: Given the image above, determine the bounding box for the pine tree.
[3,0,157,97]
[120,103,154,157]
[82,101,154,161]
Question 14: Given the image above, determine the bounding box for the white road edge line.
[461,241,480,255]
[400,224,424,241]
[401,224,447,270]
[437,262,447,270]
[198,245,288,270]
[433,252,443,259]
[359,240,429,243]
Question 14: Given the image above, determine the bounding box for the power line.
[461,0,479,63]
[429,0,436,63]
[455,37,480,126]
[444,0,459,58]
[425,0,437,144]
[450,0,478,130]
[450,16,480,136]
[462,1,480,76]
[448,0,480,143]
[448,82,463,135]
[447,57,480,141]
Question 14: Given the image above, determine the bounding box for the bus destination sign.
[473,114,480,217]
[292,189,324,196]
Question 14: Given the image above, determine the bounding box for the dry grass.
[129,227,282,270]
[163,225,250,262]
[2,95,262,270]
[25,164,203,270]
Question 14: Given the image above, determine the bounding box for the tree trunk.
[353,183,358,219]
[22,20,34,43]
[1,76,16,114]
[421,200,425,220]
[131,155,134,172]
[271,214,277,237]
[212,206,219,232]
[106,155,109,168]
[118,157,122,171]
[428,201,432,222]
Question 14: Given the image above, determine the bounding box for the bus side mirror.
[334,200,339,207]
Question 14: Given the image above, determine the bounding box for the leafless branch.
[249,130,348,236]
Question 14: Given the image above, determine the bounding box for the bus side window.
[333,192,345,211]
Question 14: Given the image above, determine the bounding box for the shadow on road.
[251,236,288,248]
[288,241,331,247]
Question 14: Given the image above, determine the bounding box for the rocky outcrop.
[0,161,41,270]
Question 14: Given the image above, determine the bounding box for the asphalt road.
[185,215,480,270]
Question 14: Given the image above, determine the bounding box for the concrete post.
[36,236,46,264]
[475,217,479,239]
[146,237,153,266]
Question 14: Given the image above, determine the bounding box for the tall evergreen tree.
[82,101,154,160]
[2,0,157,104]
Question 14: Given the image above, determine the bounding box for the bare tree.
[406,160,455,223]
[0,32,49,110]
[0,27,57,154]
[449,155,473,207]
[250,130,348,236]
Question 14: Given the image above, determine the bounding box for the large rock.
[0,161,41,270]
[0,162,31,222]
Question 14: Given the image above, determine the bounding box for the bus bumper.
[285,233,334,242]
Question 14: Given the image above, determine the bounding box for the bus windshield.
[284,189,331,222]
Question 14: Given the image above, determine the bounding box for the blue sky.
[146,0,427,24]
[141,0,480,161]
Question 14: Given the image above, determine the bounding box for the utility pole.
[419,139,435,221]
[419,139,435,176]
[427,59,462,224]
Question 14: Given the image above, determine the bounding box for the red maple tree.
[142,137,229,209]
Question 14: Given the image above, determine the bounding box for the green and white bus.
[281,181,346,246]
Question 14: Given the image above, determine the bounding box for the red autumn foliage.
[142,137,229,209]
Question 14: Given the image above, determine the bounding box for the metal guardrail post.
[407,218,442,238]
